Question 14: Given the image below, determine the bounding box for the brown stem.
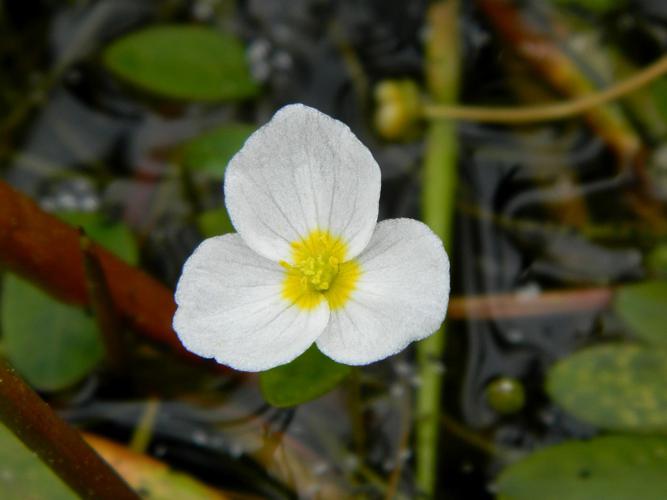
[476,0,641,161]
[0,180,206,365]
[0,357,140,500]
[447,287,612,320]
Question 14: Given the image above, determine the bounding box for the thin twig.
[80,230,127,372]
[423,54,667,123]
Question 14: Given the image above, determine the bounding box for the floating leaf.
[57,211,138,265]
[103,25,259,101]
[260,345,351,407]
[614,281,667,346]
[547,344,667,431]
[1,275,104,392]
[0,423,76,500]
[196,208,235,238]
[181,124,254,178]
[496,434,667,500]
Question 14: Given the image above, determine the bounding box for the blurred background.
[2,0,667,498]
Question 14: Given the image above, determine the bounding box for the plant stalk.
[0,357,140,500]
[416,0,461,496]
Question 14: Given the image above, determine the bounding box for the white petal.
[224,104,381,262]
[173,234,330,371]
[316,218,449,365]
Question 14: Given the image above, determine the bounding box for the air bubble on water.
[394,360,412,376]
[343,454,359,471]
[504,328,525,344]
[304,483,321,496]
[229,441,244,458]
[153,445,167,457]
[516,282,541,300]
[193,0,215,20]
[40,198,55,211]
[398,448,412,462]
[81,196,99,211]
[311,461,329,476]
[192,430,208,446]
[390,383,405,399]
[409,374,422,388]
[58,192,78,211]
[272,51,293,71]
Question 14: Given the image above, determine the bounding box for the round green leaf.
[57,211,138,265]
[496,435,667,500]
[614,281,667,347]
[1,275,104,392]
[103,25,259,101]
[181,124,255,178]
[0,424,76,500]
[260,345,351,407]
[547,344,667,431]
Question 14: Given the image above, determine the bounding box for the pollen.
[280,230,361,310]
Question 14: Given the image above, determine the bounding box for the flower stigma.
[280,230,360,310]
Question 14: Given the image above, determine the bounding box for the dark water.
[2,0,667,498]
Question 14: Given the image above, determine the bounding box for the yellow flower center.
[280,230,360,310]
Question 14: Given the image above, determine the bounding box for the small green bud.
[486,376,526,415]
[373,79,422,141]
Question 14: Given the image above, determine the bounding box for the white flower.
[173,104,450,372]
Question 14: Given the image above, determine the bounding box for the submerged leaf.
[85,434,227,499]
[1,275,104,391]
[196,208,235,238]
[496,435,667,500]
[181,124,255,179]
[0,424,76,500]
[103,25,259,101]
[614,281,667,346]
[547,343,667,431]
[57,211,138,265]
[260,345,351,407]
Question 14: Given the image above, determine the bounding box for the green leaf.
[550,0,627,14]
[57,211,138,265]
[646,246,667,279]
[196,208,235,238]
[181,123,255,178]
[103,25,259,101]
[614,281,667,346]
[1,275,104,392]
[547,344,667,431]
[0,423,77,500]
[260,345,351,407]
[496,435,667,500]
[650,78,667,126]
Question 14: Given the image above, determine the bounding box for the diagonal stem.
[0,357,140,500]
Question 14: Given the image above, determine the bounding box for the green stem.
[416,1,461,496]
[347,367,366,459]
[0,357,140,500]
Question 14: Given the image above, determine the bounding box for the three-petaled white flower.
[173,104,450,371]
